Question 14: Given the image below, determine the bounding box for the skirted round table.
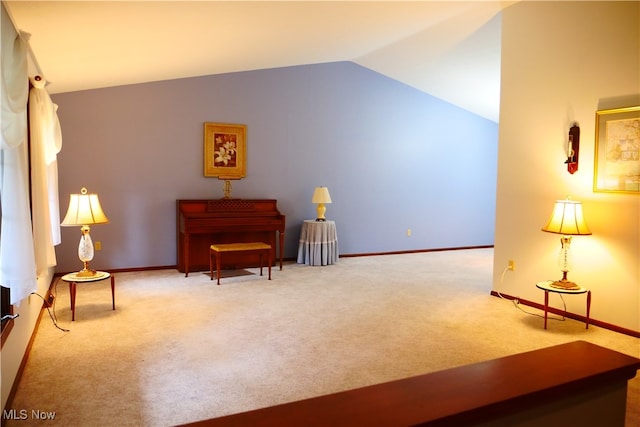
[297,220,339,266]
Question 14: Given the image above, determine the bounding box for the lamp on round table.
[312,186,332,221]
[541,198,591,290]
[61,187,109,277]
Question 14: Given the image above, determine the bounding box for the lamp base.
[550,279,580,290]
[315,203,327,222]
[75,268,97,278]
[315,218,326,222]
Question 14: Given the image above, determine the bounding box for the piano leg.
[279,232,285,270]
[184,234,190,277]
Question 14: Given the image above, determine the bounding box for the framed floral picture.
[203,122,247,179]
[593,106,640,194]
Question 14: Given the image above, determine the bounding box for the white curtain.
[29,75,62,275]
[1,9,38,304]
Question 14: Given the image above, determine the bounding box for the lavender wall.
[52,61,497,272]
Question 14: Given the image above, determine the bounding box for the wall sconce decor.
[565,123,580,174]
[312,186,332,221]
[61,188,109,277]
[541,198,591,289]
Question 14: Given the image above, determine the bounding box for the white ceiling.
[4,1,516,122]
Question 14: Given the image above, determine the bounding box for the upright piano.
[177,199,285,276]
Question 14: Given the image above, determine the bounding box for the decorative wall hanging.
[593,106,639,194]
[204,122,247,198]
[204,122,247,179]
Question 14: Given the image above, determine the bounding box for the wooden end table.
[536,280,591,330]
[61,271,115,321]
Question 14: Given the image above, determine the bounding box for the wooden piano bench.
[209,242,272,285]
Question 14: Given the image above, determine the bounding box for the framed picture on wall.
[204,122,247,178]
[593,106,640,194]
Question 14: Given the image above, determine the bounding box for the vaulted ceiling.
[4,1,517,122]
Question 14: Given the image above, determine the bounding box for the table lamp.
[541,198,591,289]
[312,186,332,221]
[61,187,109,277]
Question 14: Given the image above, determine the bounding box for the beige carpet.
[5,249,639,426]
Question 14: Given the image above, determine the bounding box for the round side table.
[60,271,115,321]
[296,220,339,266]
[536,280,590,330]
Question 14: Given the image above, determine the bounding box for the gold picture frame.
[204,122,247,179]
[593,106,640,194]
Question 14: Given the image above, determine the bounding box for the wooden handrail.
[180,341,640,427]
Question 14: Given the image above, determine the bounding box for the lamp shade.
[541,199,591,236]
[61,188,109,226]
[311,187,332,204]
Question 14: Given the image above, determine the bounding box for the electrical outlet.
[95,241,102,251]
[508,260,515,271]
